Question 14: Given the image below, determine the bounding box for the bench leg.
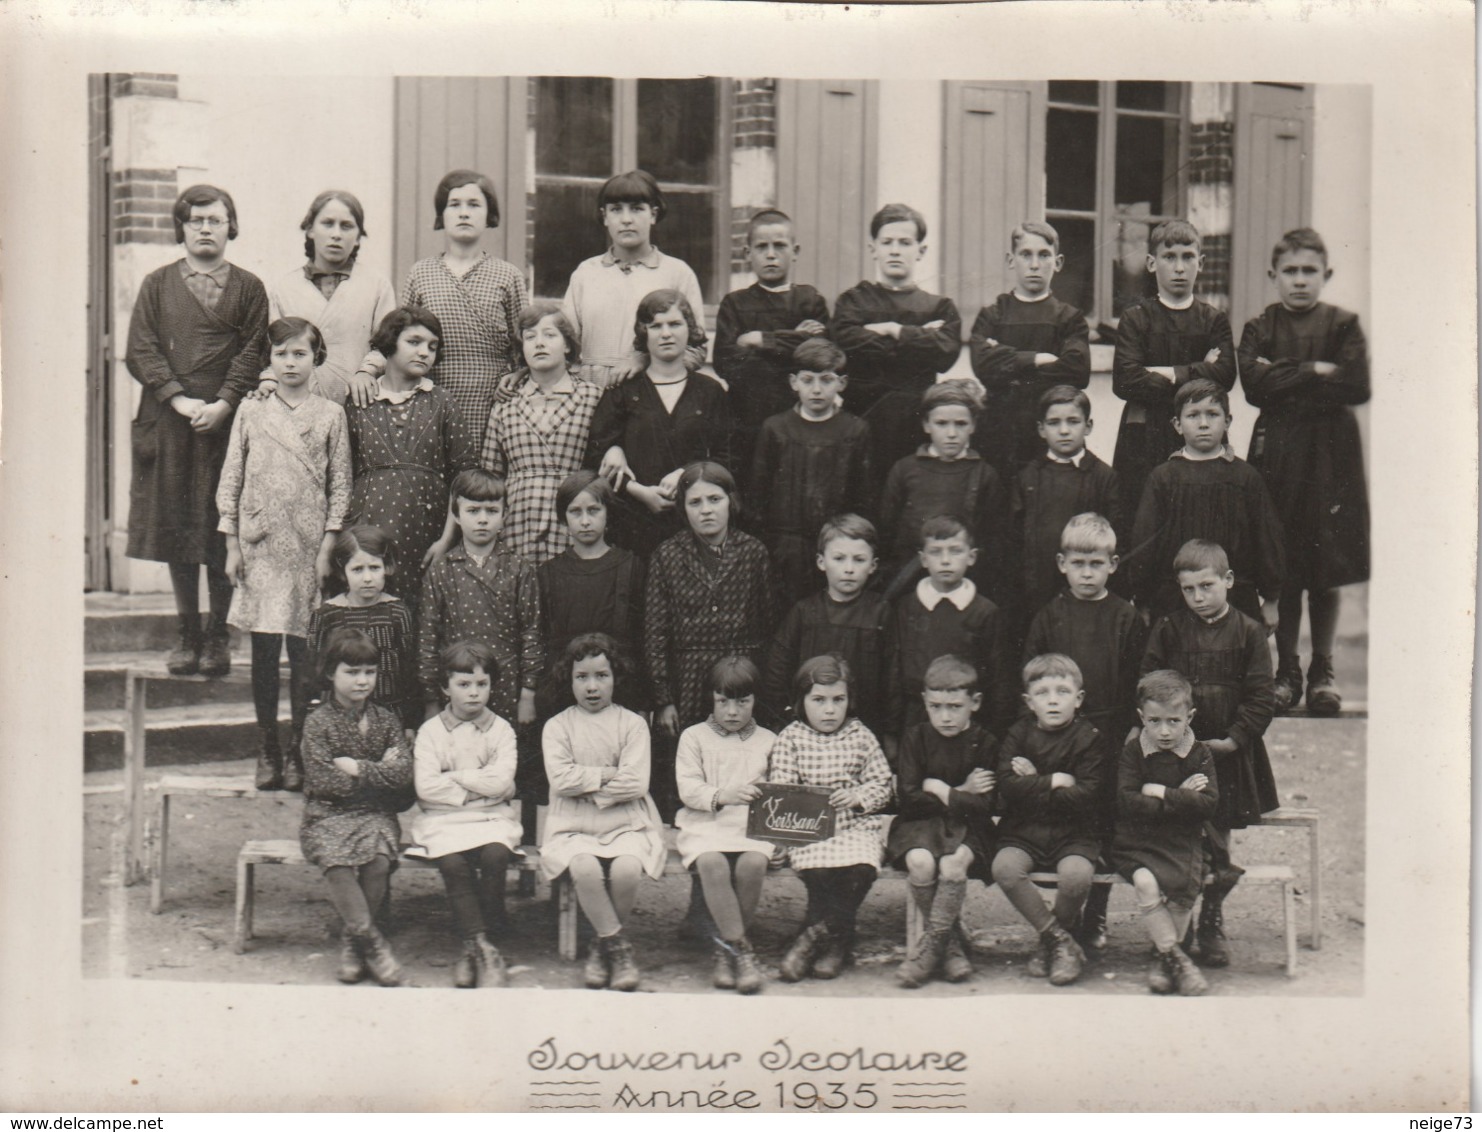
[122,672,148,886]
[1308,821,1322,950]
[556,875,577,962]
[234,859,253,954]
[1282,878,1298,977]
[149,792,170,915]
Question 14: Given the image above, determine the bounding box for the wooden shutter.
[1232,83,1313,326]
[775,79,879,305]
[392,77,529,288]
[942,81,1043,327]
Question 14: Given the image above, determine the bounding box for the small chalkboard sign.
[746,783,836,845]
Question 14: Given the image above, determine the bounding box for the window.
[1045,81,1187,326]
[532,78,728,304]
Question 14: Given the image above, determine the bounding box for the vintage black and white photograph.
[1,0,1473,1115]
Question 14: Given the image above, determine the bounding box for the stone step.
[84,591,244,654]
[83,701,290,772]
[83,650,288,711]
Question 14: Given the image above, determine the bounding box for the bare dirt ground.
[82,715,1362,998]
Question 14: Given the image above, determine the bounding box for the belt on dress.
[361,462,440,476]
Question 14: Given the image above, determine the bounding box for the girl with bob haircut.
[562,170,707,388]
[768,653,893,982]
[587,290,736,559]
[481,300,602,564]
[298,628,416,987]
[540,634,665,992]
[264,189,397,403]
[350,169,528,437]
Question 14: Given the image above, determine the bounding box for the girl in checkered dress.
[481,302,601,564]
[350,171,528,437]
[768,654,892,982]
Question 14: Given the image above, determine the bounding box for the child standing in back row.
[970,220,1092,483]
[832,203,962,479]
[749,338,875,604]
[1112,219,1236,510]
[1239,227,1370,715]
[714,209,831,485]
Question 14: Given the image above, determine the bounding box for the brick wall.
[111,73,182,246]
[729,79,778,274]
[112,168,178,246]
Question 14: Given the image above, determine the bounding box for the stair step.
[84,650,287,711]
[83,702,292,773]
[85,592,245,654]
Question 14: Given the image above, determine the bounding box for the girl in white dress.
[674,655,777,994]
[405,641,521,990]
[540,633,664,992]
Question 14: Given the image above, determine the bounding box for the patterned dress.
[539,704,667,880]
[644,529,776,727]
[480,370,602,563]
[767,718,891,871]
[124,260,269,566]
[215,393,352,637]
[399,253,529,436]
[345,378,478,610]
[306,596,419,729]
[299,699,415,869]
[673,719,779,867]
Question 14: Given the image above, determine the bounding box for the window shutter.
[1232,83,1313,326]
[775,79,879,305]
[392,77,530,288]
[942,81,1043,327]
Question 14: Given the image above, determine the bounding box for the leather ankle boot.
[602,930,641,992]
[254,729,283,791]
[711,938,738,989]
[198,616,232,678]
[779,922,829,982]
[281,729,304,793]
[731,935,764,995]
[358,925,404,987]
[472,932,507,988]
[166,615,202,676]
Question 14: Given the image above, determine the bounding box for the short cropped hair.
[632,288,707,354]
[920,514,975,549]
[448,468,507,512]
[327,524,399,592]
[1038,383,1091,421]
[173,184,239,243]
[921,378,985,419]
[598,169,666,224]
[317,627,380,688]
[1173,377,1230,418]
[268,317,328,368]
[299,190,366,263]
[792,653,854,721]
[923,655,979,694]
[746,208,793,242]
[370,306,444,363]
[514,299,582,369]
[542,632,635,711]
[1271,226,1329,268]
[870,202,927,241]
[678,461,741,523]
[433,169,500,230]
[710,655,760,700]
[1021,652,1083,691]
[439,640,500,689]
[792,337,846,374]
[1137,669,1194,712]
[1148,218,1202,254]
[817,512,879,555]
[555,469,614,517]
[1060,512,1118,556]
[1172,538,1230,576]
[1010,219,1060,253]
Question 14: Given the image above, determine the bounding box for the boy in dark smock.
[1141,538,1279,969]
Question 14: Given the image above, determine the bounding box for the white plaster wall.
[1310,85,1371,323]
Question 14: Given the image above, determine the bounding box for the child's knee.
[567,854,602,881]
[904,849,938,882]
[990,848,1027,886]
[695,853,729,882]
[360,854,392,881]
[939,847,973,881]
[609,855,643,882]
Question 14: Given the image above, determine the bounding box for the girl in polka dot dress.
[344,307,478,614]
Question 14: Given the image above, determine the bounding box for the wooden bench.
[1012,865,1300,976]
[1254,807,1322,948]
[151,773,262,914]
[232,839,543,954]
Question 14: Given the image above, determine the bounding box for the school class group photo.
[87,75,1370,999]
